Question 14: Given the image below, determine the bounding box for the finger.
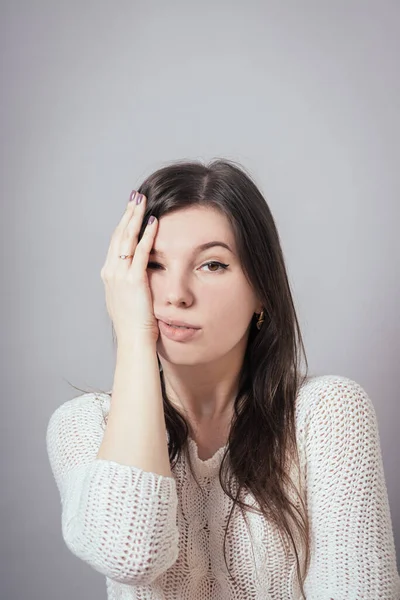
[109,189,139,245]
[117,190,139,232]
[107,191,146,267]
[129,215,158,277]
[103,192,137,264]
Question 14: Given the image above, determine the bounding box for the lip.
[157,317,201,329]
[158,320,201,342]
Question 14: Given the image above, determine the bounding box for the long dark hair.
[71,158,311,598]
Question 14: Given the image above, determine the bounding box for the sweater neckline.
[187,435,228,474]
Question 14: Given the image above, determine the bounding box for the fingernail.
[129,190,137,202]
[136,193,143,205]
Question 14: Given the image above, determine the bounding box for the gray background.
[1,1,399,598]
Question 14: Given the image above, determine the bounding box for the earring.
[256,309,265,330]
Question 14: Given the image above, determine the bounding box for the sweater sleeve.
[302,377,400,599]
[45,393,179,585]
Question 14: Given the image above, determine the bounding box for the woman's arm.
[46,388,179,586]
[301,376,400,599]
[97,339,172,476]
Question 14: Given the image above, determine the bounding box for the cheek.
[211,292,253,330]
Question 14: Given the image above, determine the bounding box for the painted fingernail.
[148,215,155,225]
[129,190,137,202]
[136,193,143,205]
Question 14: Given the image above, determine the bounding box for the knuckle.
[126,219,139,235]
[125,223,137,237]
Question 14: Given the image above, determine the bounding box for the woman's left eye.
[201,261,229,272]
[147,261,229,273]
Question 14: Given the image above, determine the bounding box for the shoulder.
[46,391,113,473]
[47,390,111,419]
[295,374,377,440]
[46,391,112,439]
[296,373,374,416]
[294,375,381,473]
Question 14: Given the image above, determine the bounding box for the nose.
[154,269,195,309]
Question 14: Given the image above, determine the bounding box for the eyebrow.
[149,241,233,258]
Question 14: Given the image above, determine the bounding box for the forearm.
[97,338,172,478]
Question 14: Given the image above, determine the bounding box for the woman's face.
[148,205,262,367]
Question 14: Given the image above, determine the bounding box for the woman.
[46,159,400,599]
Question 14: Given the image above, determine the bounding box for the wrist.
[116,337,157,358]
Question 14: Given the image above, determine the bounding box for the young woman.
[46,159,400,599]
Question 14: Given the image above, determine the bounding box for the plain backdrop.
[1,1,399,599]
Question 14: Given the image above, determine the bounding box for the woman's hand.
[100,191,160,348]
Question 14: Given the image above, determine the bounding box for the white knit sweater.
[46,374,400,599]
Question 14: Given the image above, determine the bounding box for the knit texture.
[46,375,400,599]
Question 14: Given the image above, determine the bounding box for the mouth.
[158,320,201,341]
[158,319,200,330]
[160,322,198,330]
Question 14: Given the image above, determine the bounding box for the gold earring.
[256,309,265,330]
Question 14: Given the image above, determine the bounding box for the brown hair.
[71,158,311,597]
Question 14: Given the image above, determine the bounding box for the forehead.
[152,206,235,255]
